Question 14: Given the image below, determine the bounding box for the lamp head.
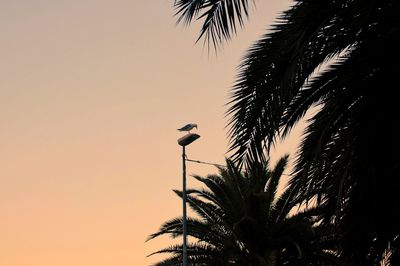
[178,133,200,146]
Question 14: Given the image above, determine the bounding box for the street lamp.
[177,132,200,266]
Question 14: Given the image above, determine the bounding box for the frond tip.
[174,0,253,48]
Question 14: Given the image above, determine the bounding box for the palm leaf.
[174,0,253,48]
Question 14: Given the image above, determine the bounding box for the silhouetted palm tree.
[147,156,336,265]
[173,0,400,264]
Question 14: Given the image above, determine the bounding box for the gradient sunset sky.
[0,1,298,265]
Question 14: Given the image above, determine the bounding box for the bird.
[177,123,198,133]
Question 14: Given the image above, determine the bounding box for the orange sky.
[0,1,296,265]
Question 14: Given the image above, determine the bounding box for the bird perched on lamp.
[177,123,198,133]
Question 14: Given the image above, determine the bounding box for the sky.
[0,1,297,265]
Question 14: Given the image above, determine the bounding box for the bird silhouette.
[177,123,198,133]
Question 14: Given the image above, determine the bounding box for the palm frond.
[174,0,253,48]
[227,0,363,163]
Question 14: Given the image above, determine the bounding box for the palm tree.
[172,0,400,264]
[147,156,336,265]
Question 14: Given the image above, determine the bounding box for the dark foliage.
[148,157,336,265]
[173,0,400,264]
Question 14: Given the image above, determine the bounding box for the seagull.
[177,123,198,133]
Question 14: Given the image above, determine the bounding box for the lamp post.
[177,133,200,266]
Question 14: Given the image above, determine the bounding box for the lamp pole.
[177,132,200,266]
[182,145,188,266]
